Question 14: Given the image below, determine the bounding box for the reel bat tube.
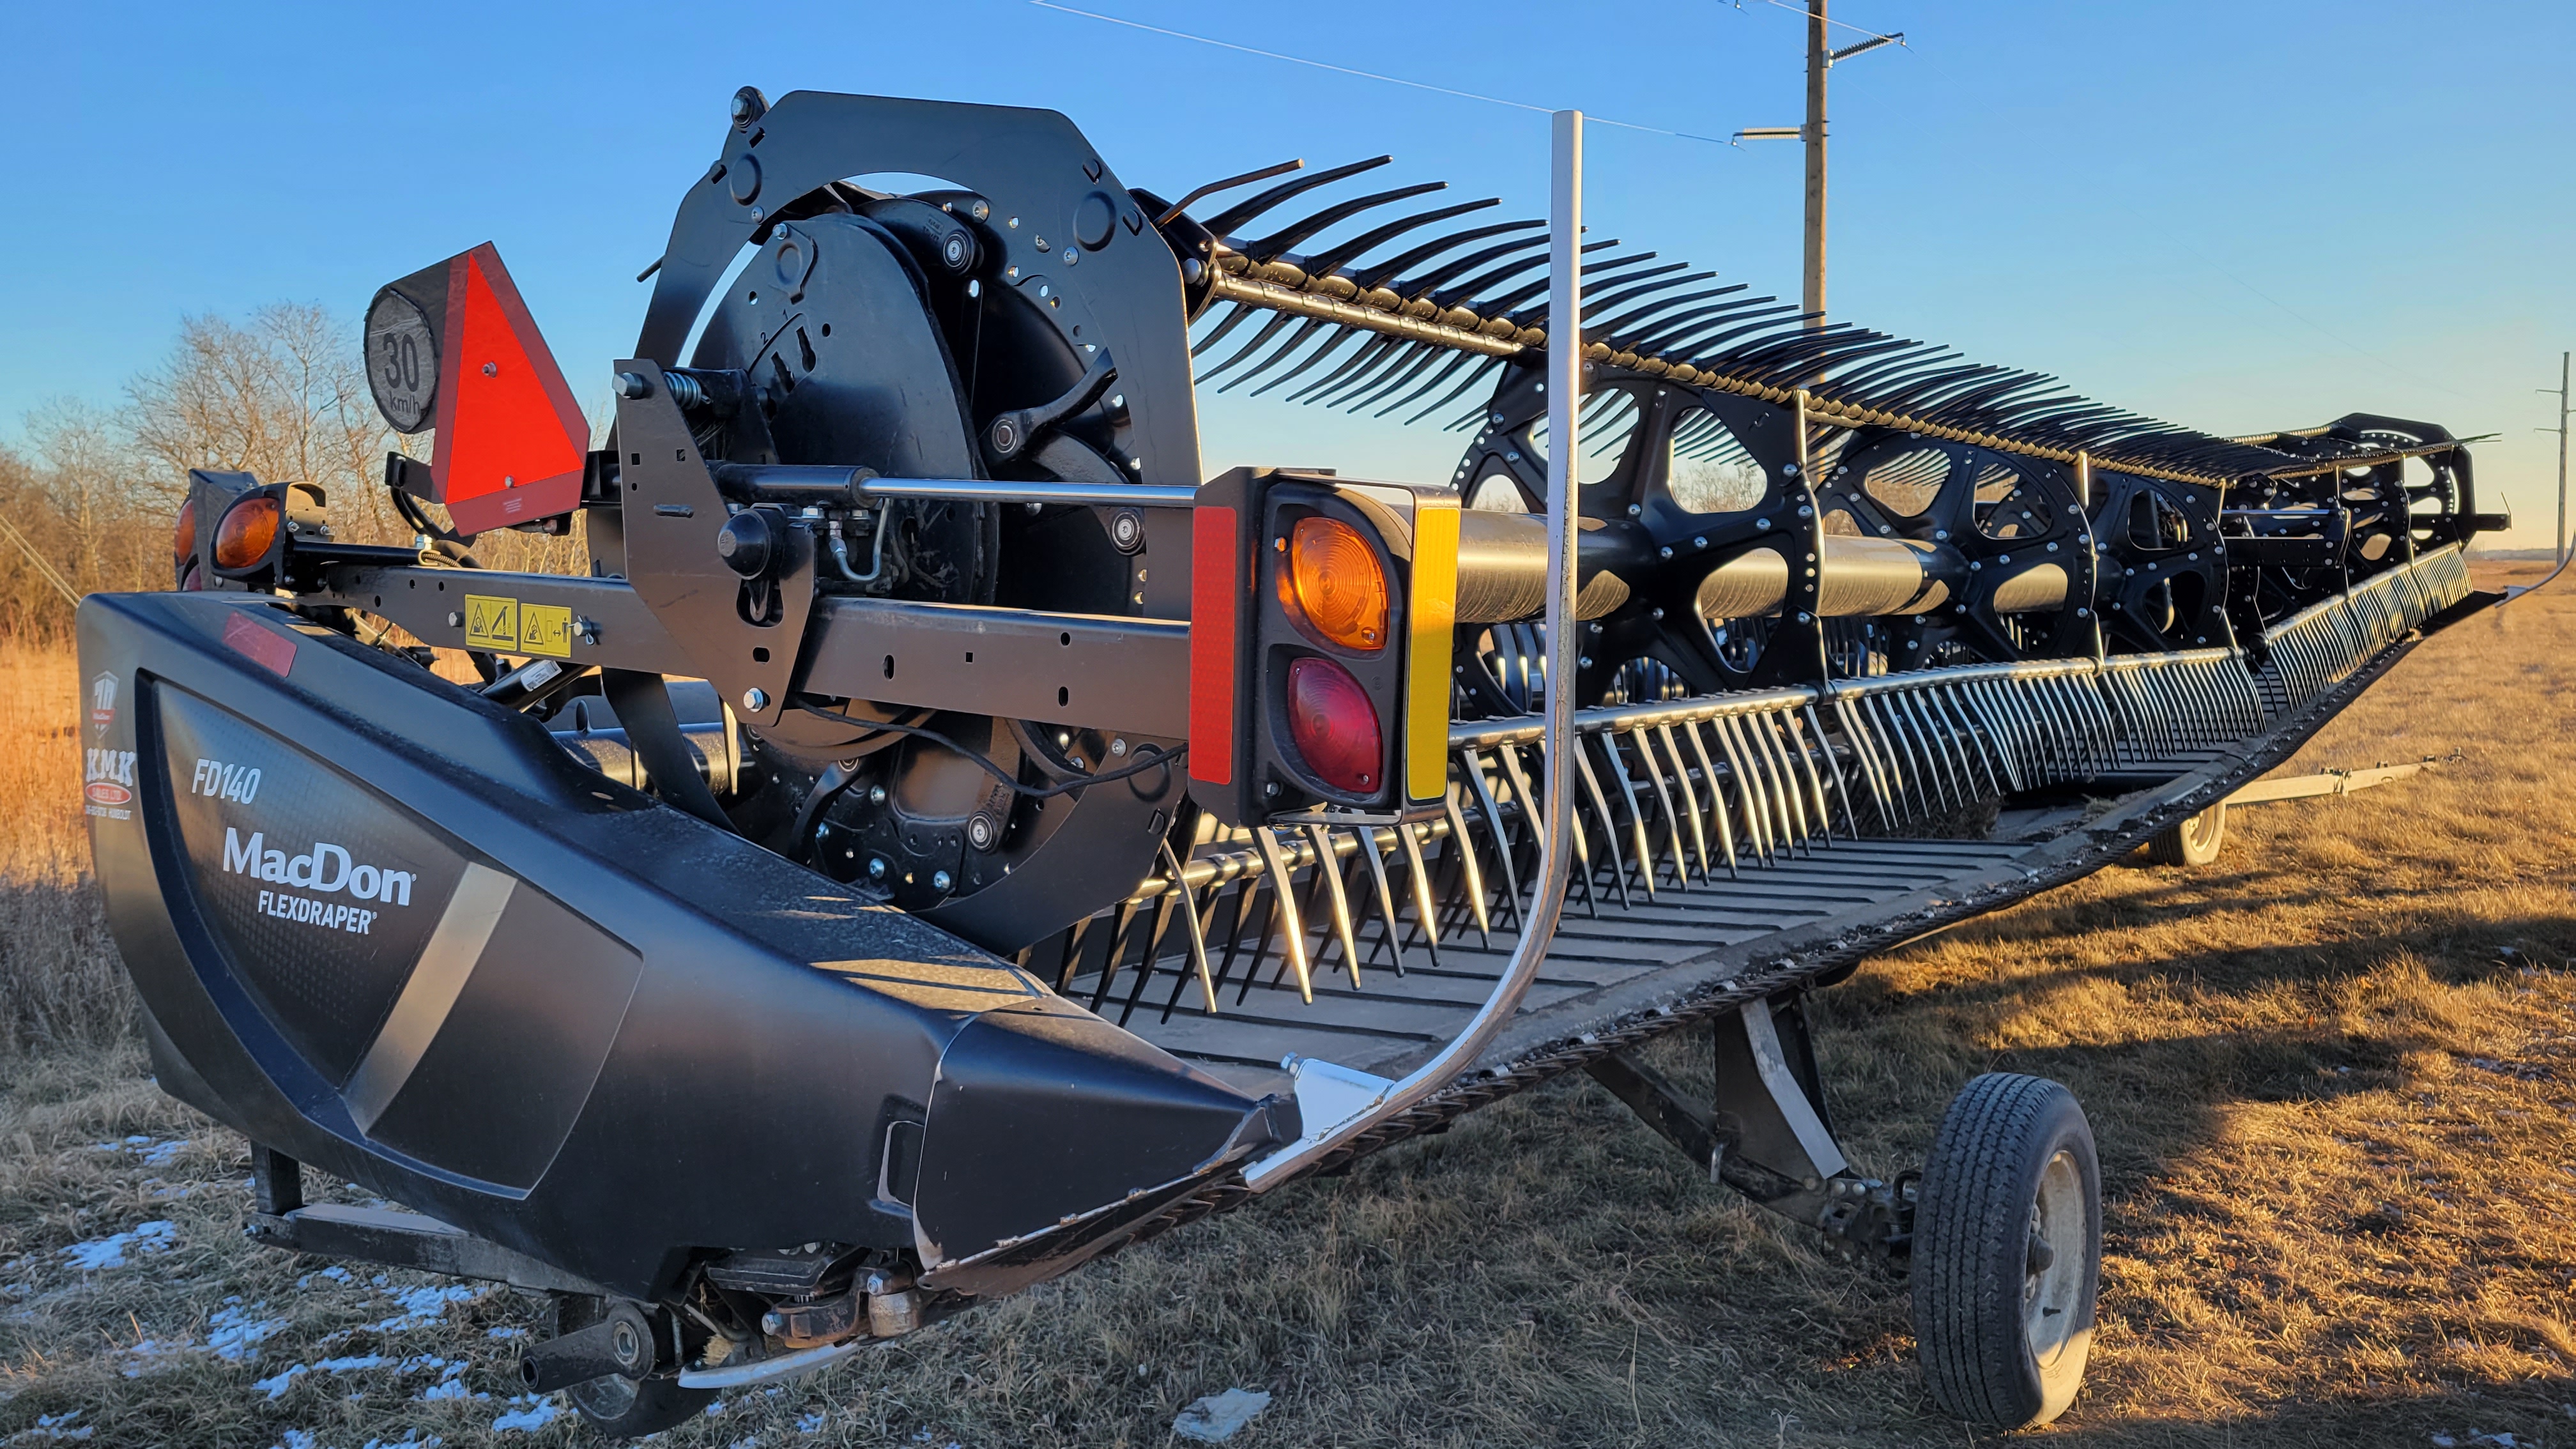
[1447,516,2069,625]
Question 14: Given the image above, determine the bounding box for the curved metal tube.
[1242,112,1585,1192]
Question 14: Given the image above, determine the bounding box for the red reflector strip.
[221,610,296,678]
[1187,504,1239,787]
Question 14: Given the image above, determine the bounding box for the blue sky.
[3,0,2569,546]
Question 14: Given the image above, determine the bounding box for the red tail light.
[1285,656,1382,794]
[213,495,281,571]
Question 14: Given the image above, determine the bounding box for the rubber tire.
[1911,1073,2101,1429]
[555,1296,713,1439]
[2145,802,2225,866]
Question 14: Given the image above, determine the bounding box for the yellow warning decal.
[519,604,572,659]
[463,594,518,651]
[461,594,572,658]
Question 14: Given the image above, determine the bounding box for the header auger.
[84,88,2502,1436]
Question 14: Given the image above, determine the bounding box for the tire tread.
[1912,1071,2084,1427]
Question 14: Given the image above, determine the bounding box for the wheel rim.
[2023,1147,2087,1366]
[2181,808,2221,852]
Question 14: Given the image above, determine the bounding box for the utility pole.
[1802,0,1828,323]
[1736,5,1903,330]
[2549,351,2570,566]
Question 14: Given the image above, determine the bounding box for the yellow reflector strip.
[1406,500,1459,804]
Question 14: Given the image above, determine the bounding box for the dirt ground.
[1,563,2570,1448]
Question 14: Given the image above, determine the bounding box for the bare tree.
[1,301,594,636]
[125,303,412,547]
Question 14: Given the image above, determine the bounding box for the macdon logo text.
[222,827,416,905]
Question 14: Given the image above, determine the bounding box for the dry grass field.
[1,565,2570,1448]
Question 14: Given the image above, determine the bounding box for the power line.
[1731,0,1906,48]
[1028,3,1737,146]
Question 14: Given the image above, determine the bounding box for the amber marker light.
[1287,516,1388,652]
[172,500,197,567]
[1285,655,1382,794]
[213,494,281,571]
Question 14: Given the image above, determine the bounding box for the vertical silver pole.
[2558,351,2570,567]
[1241,113,1582,1191]
[1802,0,1828,325]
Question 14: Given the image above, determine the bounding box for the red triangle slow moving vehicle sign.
[429,243,589,535]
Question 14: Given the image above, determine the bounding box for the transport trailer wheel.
[1910,1073,2101,1429]
[553,1296,712,1439]
[2145,801,2227,866]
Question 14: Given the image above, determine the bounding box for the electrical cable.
[1029,2,1735,146]
[796,701,1184,799]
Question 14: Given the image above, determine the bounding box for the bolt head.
[867,857,887,879]
[741,687,769,712]
[868,785,888,805]
[967,815,995,849]
[614,371,652,399]
[446,611,464,628]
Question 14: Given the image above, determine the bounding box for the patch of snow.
[367,1286,479,1332]
[61,1221,177,1271]
[142,1140,186,1167]
[491,1395,560,1433]
[417,1378,483,1402]
[1174,1388,1273,1444]
[797,1413,825,1434]
[484,1326,527,1340]
[209,1304,289,1361]
[116,1337,194,1377]
[7,1410,95,1443]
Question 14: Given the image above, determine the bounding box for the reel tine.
[1460,749,1526,929]
[1830,696,1892,831]
[1964,680,2025,793]
[1782,706,1838,844]
[1802,702,1858,840]
[1054,912,1093,995]
[1864,694,1927,825]
[1496,740,1589,916]
[1919,686,1977,804]
[1305,824,1365,989]
[1713,714,1774,861]
[1250,828,1315,1003]
[1570,735,1634,907]
[1682,719,1740,876]
[1189,302,1259,358]
[1936,684,2000,798]
[1623,728,1688,888]
[1763,709,1823,851]
[1741,710,1800,853]
[1397,822,1445,967]
[1596,733,1659,898]
[1087,898,1146,1013]
[1439,791,1495,946]
[1895,690,1958,815]
[1233,875,1278,1006]
[1653,723,1712,881]
[1357,826,1409,976]
[1116,885,1186,1027]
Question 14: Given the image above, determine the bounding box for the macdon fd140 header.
[82,87,2501,1435]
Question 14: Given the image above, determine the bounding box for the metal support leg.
[1584,997,1913,1269]
[250,1141,303,1216]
